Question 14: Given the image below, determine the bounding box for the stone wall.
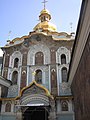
[71,34,90,120]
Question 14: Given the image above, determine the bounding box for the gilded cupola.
[33,8,57,32]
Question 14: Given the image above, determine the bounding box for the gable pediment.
[22,84,46,96]
[19,81,53,100]
[18,81,53,106]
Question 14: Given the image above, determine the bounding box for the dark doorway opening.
[23,106,49,120]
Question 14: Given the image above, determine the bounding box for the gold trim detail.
[0,80,54,101]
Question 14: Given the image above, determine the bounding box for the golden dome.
[33,21,57,32]
[40,9,50,15]
[39,9,51,20]
[33,9,57,32]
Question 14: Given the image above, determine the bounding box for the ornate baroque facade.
[0,7,74,120]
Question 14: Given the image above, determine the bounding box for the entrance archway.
[23,106,49,120]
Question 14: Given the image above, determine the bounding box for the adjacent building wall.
[68,0,90,120]
[0,57,3,75]
[71,34,90,120]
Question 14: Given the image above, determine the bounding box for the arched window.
[51,69,56,81]
[44,16,46,21]
[14,58,19,68]
[35,69,42,84]
[61,67,67,82]
[51,69,56,88]
[61,101,68,111]
[61,54,66,64]
[12,71,18,84]
[5,103,11,112]
[35,52,44,65]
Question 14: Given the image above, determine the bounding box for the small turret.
[33,9,57,32]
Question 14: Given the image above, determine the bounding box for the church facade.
[0,7,74,120]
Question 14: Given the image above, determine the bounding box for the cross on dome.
[42,0,48,9]
[33,0,57,32]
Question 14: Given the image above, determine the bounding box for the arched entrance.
[23,106,49,120]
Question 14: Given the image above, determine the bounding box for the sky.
[0,0,82,56]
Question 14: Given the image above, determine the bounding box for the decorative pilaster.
[15,100,22,120]
[49,99,56,120]
[16,112,22,120]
